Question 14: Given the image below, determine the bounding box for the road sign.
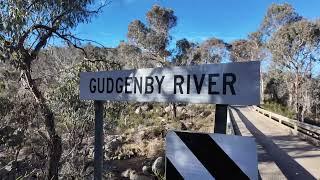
[165,131,258,180]
[80,61,260,105]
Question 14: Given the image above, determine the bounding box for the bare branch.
[86,0,112,14]
[65,34,106,47]
[31,28,57,59]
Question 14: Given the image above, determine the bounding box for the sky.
[73,0,320,48]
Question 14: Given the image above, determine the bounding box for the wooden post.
[94,101,104,180]
[214,104,228,134]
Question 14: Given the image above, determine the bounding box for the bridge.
[229,106,320,179]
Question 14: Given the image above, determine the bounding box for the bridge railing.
[227,107,235,135]
[252,106,320,146]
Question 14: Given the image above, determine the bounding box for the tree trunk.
[40,103,62,180]
[294,72,304,122]
[284,79,292,107]
[295,74,299,114]
[23,70,62,180]
[47,134,62,179]
[297,105,303,122]
[260,73,264,104]
[288,89,293,107]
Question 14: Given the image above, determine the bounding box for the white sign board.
[80,61,260,105]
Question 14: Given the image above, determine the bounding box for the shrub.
[262,101,295,119]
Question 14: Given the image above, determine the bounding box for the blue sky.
[73,0,320,48]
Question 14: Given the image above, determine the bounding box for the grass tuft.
[262,101,295,119]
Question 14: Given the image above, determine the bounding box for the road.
[230,106,320,180]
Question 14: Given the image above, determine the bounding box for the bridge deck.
[231,107,320,180]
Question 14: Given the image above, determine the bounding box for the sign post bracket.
[214,104,228,134]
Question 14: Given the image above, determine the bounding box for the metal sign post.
[214,104,228,134]
[94,100,104,180]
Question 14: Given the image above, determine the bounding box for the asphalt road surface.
[230,106,320,180]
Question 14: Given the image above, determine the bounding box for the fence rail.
[227,107,235,135]
[252,106,320,146]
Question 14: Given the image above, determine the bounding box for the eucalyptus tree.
[0,0,107,179]
[173,38,196,66]
[235,3,303,62]
[227,31,266,103]
[197,38,229,64]
[259,3,302,39]
[126,5,178,118]
[230,32,265,62]
[117,41,144,68]
[255,3,315,114]
[267,20,320,120]
[311,76,320,120]
[174,38,228,65]
[127,5,177,66]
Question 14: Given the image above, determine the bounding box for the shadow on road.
[232,107,316,180]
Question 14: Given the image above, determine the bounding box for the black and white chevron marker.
[165,131,258,180]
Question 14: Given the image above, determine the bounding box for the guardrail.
[252,106,320,146]
[227,107,235,135]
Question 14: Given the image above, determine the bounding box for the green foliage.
[173,38,194,65]
[262,101,295,119]
[310,77,320,119]
[264,71,289,105]
[146,5,177,34]
[117,103,165,129]
[258,2,320,119]
[0,126,24,148]
[260,3,302,36]
[117,42,145,68]
[44,47,124,178]
[0,0,105,66]
[173,38,228,65]
[230,34,265,62]
[0,97,13,117]
[197,38,227,64]
[188,104,215,113]
[0,80,5,94]
[48,48,122,134]
[127,5,177,63]
[268,20,320,69]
